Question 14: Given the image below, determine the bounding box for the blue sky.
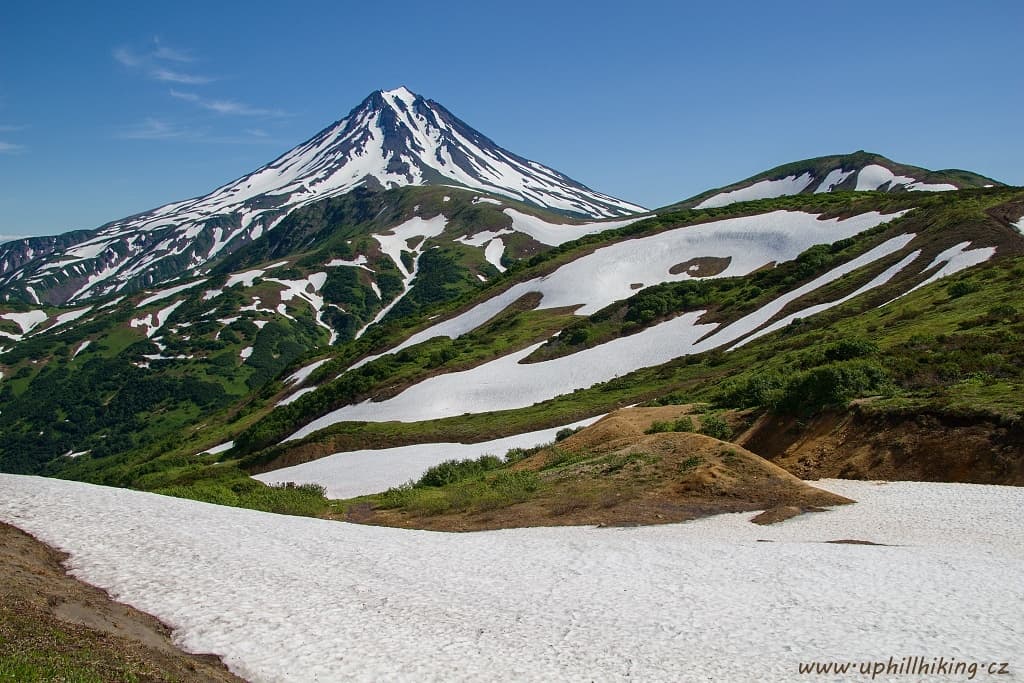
[1,0,1021,237]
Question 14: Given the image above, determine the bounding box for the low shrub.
[417,454,503,487]
[645,420,673,434]
[775,360,890,414]
[154,479,327,517]
[542,447,591,470]
[555,426,583,442]
[378,481,416,508]
[947,280,981,298]
[679,455,704,472]
[699,414,733,440]
[715,373,785,409]
[645,416,695,434]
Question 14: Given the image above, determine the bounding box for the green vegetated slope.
[237,187,1024,457]
[2,183,1023,514]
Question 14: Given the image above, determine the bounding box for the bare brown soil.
[346,406,852,531]
[738,408,1024,484]
[668,256,731,277]
[0,522,244,682]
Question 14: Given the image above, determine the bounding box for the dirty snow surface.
[256,416,601,498]
[1,475,1021,683]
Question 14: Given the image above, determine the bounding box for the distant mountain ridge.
[669,151,1003,211]
[0,87,644,305]
[0,101,1009,309]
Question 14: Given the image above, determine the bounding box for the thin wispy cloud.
[151,38,195,63]
[170,89,287,117]
[116,41,284,122]
[152,68,213,85]
[114,40,212,85]
[116,118,279,145]
[116,118,195,141]
[207,133,284,145]
[168,90,200,103]
[0,122,27,153]
[112,47,143,68]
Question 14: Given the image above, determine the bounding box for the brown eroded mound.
[345,407,852,531]
[0,522,244,682]
[739,408,1024,485]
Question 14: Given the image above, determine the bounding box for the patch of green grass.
[645,416,695,434]
[153,477,328,517]
[418,454,504,487]
[0,607,148,683]
[598,451,657,474]
[679,455,704,472]
[375,469,541,515]
[698,414,733,440]
[541,446,593,471]
[0,654,113,683]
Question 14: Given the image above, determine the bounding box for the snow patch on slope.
[903,242,997,296]
[259,416,602,498]
[814,168,855,193]
[455,228,512,248]
[129,300,184,338]
[201,441,234,455]
[137,280,207,307]
[483,239,506,272]
[736,248,921,347]
[503,208,645,246]
[695,173,815,209]
[225,270,265,288]
[326,255,371,270]
[50,307,93,329]
[266,272,334,342]
[855,164,957,192]
[285,358,331,385]
[0,310,48,335]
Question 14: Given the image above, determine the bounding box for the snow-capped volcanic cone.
[0,87,644,305]
[294,86,645,218]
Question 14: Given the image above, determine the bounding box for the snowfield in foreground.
[1,475,1021,683]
